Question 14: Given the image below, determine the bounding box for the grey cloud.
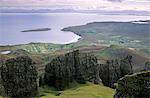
[106,0,125,2]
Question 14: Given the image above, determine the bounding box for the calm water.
[0,13,150,45]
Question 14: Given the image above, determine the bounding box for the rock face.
[44,50,101,90]
[44,50,134,89]
[0,56,38,98]
[99,56,133,88]
[0,60,5,96]
[99,60,121,88]
[120,56,133,77]
[114,71,150,98]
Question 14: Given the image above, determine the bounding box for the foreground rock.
[0,56,38,98]
[44,50,102,90]
[114,70,150,98]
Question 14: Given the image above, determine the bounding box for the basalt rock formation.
[114,70,150,98]
[44,50,134,90]
[0,56,38,98]
[44,50,102,90]
[99,56,133,88]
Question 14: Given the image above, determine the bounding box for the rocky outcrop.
[0,56,38,98]
[120,56,133,77]
[44,50,102,90]
[114,70,150,98]
[99,56,133,88]
[99,60,121,88]
[44,50,134,89]
[0,60,5,96]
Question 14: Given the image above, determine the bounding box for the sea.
[0,13,150,45]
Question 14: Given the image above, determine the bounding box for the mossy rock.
[1,56,38,98]
[115,70,150,98]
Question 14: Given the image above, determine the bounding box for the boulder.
[0,56,38,98]
[44,50,102,90]
[114,70,150,98]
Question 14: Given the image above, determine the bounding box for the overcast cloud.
[106,0,124,2]
[0,0,150,11]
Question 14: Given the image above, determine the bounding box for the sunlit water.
[0,13,150,45]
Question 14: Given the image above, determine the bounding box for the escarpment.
[44,50,134,90]
[44,50,102,90]
[0,56,38,98]
[114,71,150,98]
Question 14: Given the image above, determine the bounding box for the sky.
[0,0,150,11]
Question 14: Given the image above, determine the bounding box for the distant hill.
[96,45,149,72]
[1,8,150,16]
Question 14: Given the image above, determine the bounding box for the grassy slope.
[0,43,74,54]
[37,82,115,98]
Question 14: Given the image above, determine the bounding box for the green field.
[37,82,115,98]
